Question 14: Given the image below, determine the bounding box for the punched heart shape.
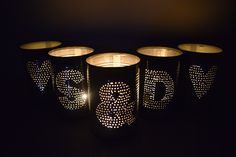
[27,60,52,92]
[189,65,217,99]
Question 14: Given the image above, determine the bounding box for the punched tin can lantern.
[137,46,183,119]
[20,41,62,102]
[48,46,94,117]
[178,43,223,113]
[86,52,140,138]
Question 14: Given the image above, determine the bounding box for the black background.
[2,0,236,157]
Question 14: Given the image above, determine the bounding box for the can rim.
[86,52,140,68]
[20,41,62,50]
[137,46,183,57]
[178,43,223,54]
[48,46,94,58]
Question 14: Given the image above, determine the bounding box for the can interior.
[178,44,222,53]
[86,53,140,67]
[48,47,94,57]
[20,41,61,50]
[137,46,182,57]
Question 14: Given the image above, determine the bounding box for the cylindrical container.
[86,52,140,138]
[137,46,183,119]
[48,46,94,117]
[19,41,62,103]
[177,43,223,115]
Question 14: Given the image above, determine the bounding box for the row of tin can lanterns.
[20,41,222,138]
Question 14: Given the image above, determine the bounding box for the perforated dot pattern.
[136,68,140,111]
[27,60,52,92]
[189,65,217,99]
[96,82,136,129]
[56,69,87,110]
[143,69,174,110]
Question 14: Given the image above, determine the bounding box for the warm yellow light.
[178,44,223,54]
[48,46,94,57]
[82,93,87,100]
[137,46,182,57]
[20,41,62,50]
[86,53,140,67]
